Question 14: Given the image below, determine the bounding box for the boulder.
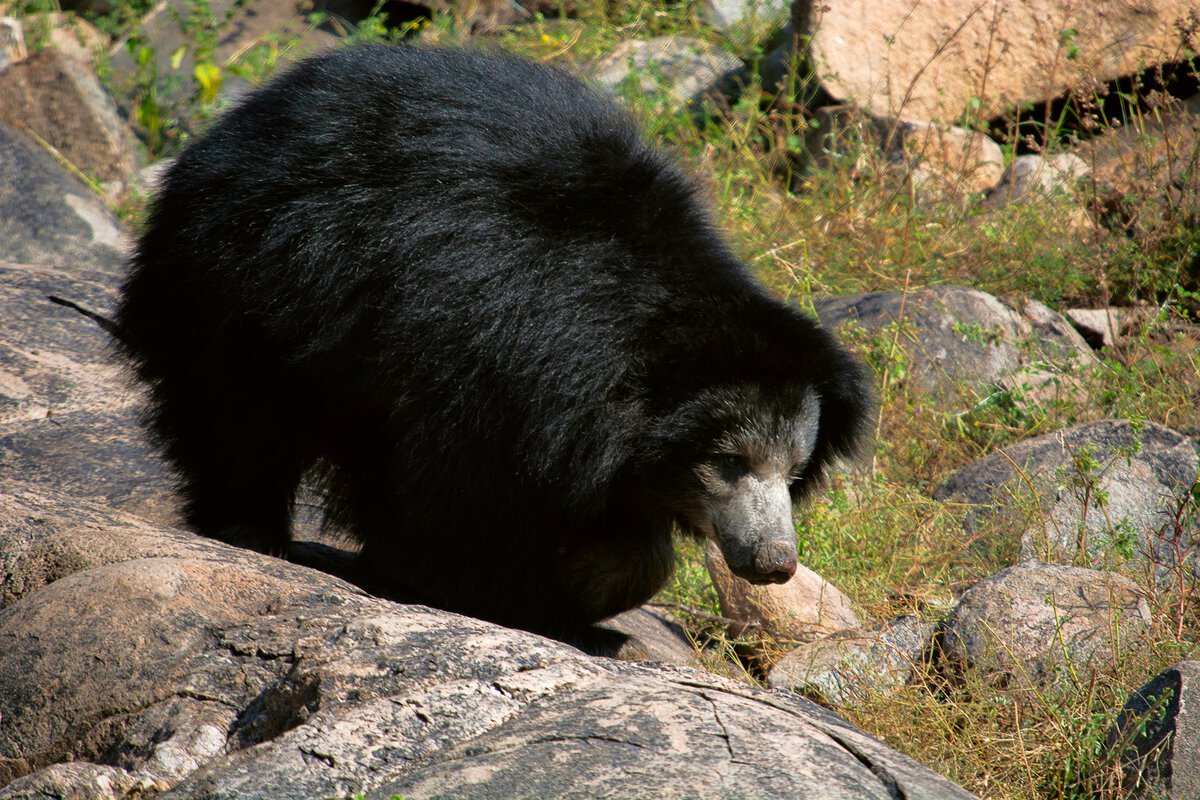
[0,48,140,183]
[600,606,705,668]
[0,124,128,270]
[795,0,1198,123]
[812,285,1096,396]
[940,561,1152,686]
[705,540,860,643]
[591,37,741,107]
[0,482,979,799]
[768,614,936,707]
[1106,661,1200,799]
[935,420,1199,572]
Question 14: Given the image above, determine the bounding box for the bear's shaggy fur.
[117,44,871,639]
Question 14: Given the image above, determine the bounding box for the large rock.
[0,48,139,183]
[940,561,1151,686]
[0,483,978,799]
[812,285,1096,395]
[1106,661,1200,799]
[935,420,1199,572]
[796,0,1198,122]
[0,124,128,271]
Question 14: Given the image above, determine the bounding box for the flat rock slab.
[0,406,177,527]
[0,259,129,426]
[935,419,1199,571]
[0,482,977,799]
[0,124,128,271]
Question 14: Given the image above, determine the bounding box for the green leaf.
[194,62,223,103]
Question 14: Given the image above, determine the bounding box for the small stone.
[600,606,704,668]
[0,17,27,72]
[701,0,788,31]
[768,615,936,706]
[44,13,107,68]
[705,540,859,643]
[1065,307,1129,349]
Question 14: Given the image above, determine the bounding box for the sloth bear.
[117,43,871,641]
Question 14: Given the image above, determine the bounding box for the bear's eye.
[715,454,747,477]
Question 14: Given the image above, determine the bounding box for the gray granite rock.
[812,285,1096,395]
[941,561,1151,686]
[591,37,741,106]
[1106,661,1200,799]
[768,615,936,707]
[935,420,1199,573]
[0,125,128,271]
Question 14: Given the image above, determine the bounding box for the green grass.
[11,0,1200,796]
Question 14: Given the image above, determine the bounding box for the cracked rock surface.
[0,482,977,799]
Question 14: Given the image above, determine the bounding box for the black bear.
[117,43,872,640]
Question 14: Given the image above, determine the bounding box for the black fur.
[117,43,872,638]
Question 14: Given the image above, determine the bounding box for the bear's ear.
[794,345,875,497]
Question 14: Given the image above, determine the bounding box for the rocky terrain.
[1,0,1199,797]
